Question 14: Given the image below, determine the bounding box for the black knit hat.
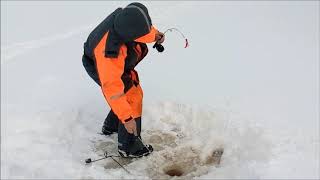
[114,2,152,42]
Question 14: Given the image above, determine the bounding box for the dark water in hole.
[165,166,184,176]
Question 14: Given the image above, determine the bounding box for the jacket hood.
[114,2,152,42]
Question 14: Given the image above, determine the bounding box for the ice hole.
[164,165,184,177]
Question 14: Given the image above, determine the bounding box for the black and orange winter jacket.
[82,3,158,123]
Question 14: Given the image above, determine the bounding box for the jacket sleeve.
[134,26,158,43]
[94,35,133,123]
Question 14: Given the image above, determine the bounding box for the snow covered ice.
[1,1,319,179]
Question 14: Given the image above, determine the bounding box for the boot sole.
[118,150,151,158]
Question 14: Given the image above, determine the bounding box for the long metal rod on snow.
[85,152,131,175]
[110,156,131,174]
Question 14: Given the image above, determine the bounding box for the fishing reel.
[153,43,165,52]
[153,33,165,52]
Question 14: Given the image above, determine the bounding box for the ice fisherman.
[82,2,165,158]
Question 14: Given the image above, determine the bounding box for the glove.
[124,117,137,136]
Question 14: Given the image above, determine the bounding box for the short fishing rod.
[153,27,189,52]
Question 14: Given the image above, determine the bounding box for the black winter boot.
[101,125,117,135]
[118,136,153,158]
[117,118,153,158]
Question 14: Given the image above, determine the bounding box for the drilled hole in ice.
[164,165,184,177]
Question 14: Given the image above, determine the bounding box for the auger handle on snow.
[85,152,117,164]
[85,156,107,164]
[85,152,131,174]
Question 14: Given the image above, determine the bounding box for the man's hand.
[124,118,137,136]
[155,31,165,44]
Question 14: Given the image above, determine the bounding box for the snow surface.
[1,1,319,179]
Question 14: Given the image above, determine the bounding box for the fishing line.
[153,27,189,52]
[163,28,189,48]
